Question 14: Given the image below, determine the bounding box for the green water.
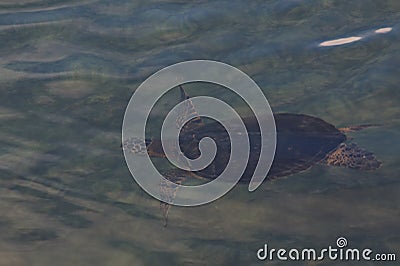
[0,0,399,265]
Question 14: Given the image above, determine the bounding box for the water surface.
[0,0,399,265]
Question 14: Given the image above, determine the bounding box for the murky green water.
[0,0,399,265]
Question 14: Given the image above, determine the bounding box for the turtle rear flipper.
[338,124,381,133]
[322,143,382,170]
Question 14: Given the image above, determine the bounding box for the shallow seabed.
[0,0,399,265]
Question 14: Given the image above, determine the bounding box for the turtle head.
[122,137,166,158]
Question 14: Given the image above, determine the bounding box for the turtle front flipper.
[322,143,382,170]
[159,170,189,227]
[177,85,204,134]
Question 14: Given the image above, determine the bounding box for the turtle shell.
[179,113,346,181]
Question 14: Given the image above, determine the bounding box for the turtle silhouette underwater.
[122,86,382,225]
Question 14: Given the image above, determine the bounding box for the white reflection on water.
[319,27,393,47]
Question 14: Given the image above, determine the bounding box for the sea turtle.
[123,86,381,225]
